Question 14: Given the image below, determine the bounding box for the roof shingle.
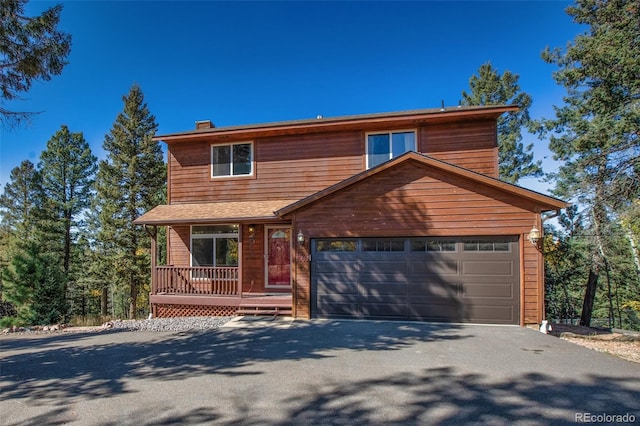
[134,199,298,225]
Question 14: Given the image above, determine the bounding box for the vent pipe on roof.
[196,120,215,130]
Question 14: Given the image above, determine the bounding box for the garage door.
[311,237,520,324]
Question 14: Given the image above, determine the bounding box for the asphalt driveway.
[1,319,639,425]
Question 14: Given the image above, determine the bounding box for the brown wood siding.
[167,120,502,204]
[242,224,266,292]
[291,160,543,324]
[523,243,541,324]
[169,225,190,266]
[421,120,498,177]
[167,223,296,295]
[168,131,364,204]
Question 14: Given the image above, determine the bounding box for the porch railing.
[154,266,239,296]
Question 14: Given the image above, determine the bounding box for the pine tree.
[461,62,542,183]
[1,240,40,325]
[38,125,97,299]
[0,160,43,324]
[37,126,97,321]
[539,0,640,327]
[0,160,42,235]
[0,0,72,126]
[95,84,165,319]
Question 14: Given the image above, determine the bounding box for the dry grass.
[551,323,640,364]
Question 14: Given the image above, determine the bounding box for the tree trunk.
[626,227,640,282]
[580,267,598,327]
[129,271,137,320]
[582,190,607,327]
[604,257,614,328]
[101,286,108,317]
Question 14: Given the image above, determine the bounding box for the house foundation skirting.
[154,304,237,318]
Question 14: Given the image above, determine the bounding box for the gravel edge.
[2,316,236,335]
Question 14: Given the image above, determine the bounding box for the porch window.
[211,142,253,178]
[366,130,416,168]
[191,225,239,267]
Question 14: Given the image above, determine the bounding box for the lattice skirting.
[154,304,237,318]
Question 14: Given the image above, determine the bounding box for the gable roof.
[154,105,518,143]
[275,152,567,217]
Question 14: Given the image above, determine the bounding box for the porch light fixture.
[248,224,255,245]
[528,226,541,246]
[297,230,305,246]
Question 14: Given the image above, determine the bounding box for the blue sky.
[0,1,582,194]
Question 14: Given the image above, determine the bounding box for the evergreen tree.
[461,62,542,183]
[0,160,43,324]
[95,84,165,319]
[38,125,97,297]
[544,206,589,324]
[538,0,640,326]
[0,160,42,235]
[1,239,40,325]
[36,125,97,317]
[0,0,72,126]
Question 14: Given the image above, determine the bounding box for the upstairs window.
[211,142,253,178]
[366,130,416,168]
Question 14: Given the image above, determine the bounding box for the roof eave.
[134,215,281,226]
[153,105,519,143]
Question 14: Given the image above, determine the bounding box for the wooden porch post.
[238,224,244,298]
[145,225,158,295]
[144,224,158,318]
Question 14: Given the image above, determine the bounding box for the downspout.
[291,214,298,318]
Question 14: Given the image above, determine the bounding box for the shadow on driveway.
[1,320,639,425]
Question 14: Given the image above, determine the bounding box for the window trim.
[190,224,240,270]
[365,129,417,169]
[210,141,254,179]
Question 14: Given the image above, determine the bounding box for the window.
[362,239,405,252]
[211,142,253,178]
[366,130,416,168]
[191,225,239,268]
[411,239,457,252]
[463,240,511,252]
[315,239,357,252]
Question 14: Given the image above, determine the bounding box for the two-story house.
[135,105,566,326]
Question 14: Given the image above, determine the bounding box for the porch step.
[236,306,292,316]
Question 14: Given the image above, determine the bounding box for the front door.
[266,226,292,288]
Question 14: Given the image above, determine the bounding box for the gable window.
[211,142,253,178]
[191,225,239,269]
[366,130,416,168]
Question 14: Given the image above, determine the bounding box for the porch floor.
[150,292,292,316]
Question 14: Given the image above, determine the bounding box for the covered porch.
[151,265,292,315]
[134,200,298,317]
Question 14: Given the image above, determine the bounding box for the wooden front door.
[266,226,292,288]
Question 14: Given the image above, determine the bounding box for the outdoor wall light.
[297,230,305,246]
[248,224,255,244]
[528,226,541,246]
